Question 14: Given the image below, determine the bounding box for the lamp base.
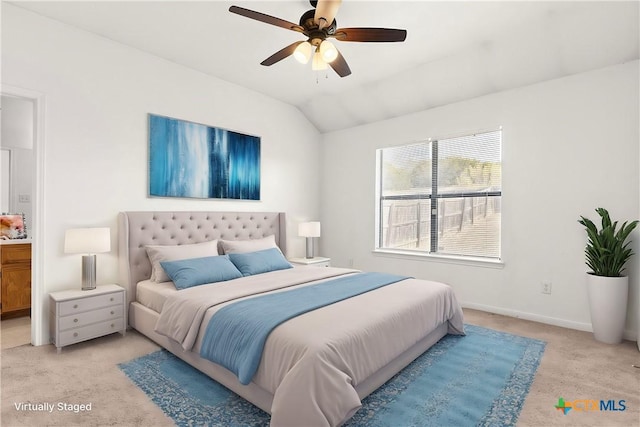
[81,255,97,290]
[305,237,315,259]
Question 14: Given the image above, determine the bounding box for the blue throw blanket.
[200,272,409,385]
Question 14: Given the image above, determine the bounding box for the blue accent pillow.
[228,248,293,276]
[160,255,243,290]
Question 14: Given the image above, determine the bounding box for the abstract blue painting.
[149,115,260,200]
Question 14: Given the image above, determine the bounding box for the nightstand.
[289,257,331,267]
[49,284,126,353]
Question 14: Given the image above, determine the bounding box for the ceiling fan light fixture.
[312,50,328,70]
[293,41,312,64]
[319,40,338,63]
[229,2,406,78]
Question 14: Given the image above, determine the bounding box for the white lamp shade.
[319,40,338,63]
[64,227,111,254]
[312,51,328,70]
[299,222,321,238]
[293,41,312,64]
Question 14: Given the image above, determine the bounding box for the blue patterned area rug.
[119,325,545,427]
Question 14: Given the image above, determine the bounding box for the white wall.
[2,5,322,344]
[1,95,34,149]
[321,61,640,339]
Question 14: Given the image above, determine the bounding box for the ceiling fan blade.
[229,5,305,33]
[329,49,351,77]
[333,27,407,42]
[314,0,342,29]
[260,41,304,66]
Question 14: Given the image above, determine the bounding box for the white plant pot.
[586,274,628,344]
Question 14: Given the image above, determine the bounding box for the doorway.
[1,86,45,346]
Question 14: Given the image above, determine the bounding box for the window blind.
[378,129,502,259]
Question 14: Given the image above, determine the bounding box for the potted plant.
[578,208,638,344]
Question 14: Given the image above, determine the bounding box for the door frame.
[2,84,46,346]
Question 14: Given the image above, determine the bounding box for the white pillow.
[145,240,219,283]
[220,234,280,254]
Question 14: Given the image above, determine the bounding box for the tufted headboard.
[118,211,287,305]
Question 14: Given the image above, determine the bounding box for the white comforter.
[155,267,465,426]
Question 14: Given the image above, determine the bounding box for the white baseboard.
[461,301,638,342]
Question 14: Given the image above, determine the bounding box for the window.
[376,129,502,260]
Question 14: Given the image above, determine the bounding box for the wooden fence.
[382,195,501,250]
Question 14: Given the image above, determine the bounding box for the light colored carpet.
[1,309,639,426]
[1,317,31,350]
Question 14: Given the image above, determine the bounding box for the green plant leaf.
[578,208,638,277]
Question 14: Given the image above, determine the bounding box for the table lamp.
[64,227,111,290]
[298,221,321,259]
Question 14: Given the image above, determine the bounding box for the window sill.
[372,249,504,269]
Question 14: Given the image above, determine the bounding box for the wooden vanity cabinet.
[1,243,32,318]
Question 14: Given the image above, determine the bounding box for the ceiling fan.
[229,0,407,77]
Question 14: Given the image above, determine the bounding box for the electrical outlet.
[541,281,552,294]
[18,194,30,203]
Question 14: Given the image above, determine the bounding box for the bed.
[118,211,464,426]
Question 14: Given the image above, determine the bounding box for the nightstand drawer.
[289,257,331,267]
[57,318,125,347]
[58,305,124,331]
[58,291,123,316]
[310,260,330,267]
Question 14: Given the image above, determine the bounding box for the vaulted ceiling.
[9,1,640,133]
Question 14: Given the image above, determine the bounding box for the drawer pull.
[73,318,78,323]
[73,332,78,337]
[110,297,114,302]
[73,304,78,309]
[110,311,114,315]
[110,324,115,328]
